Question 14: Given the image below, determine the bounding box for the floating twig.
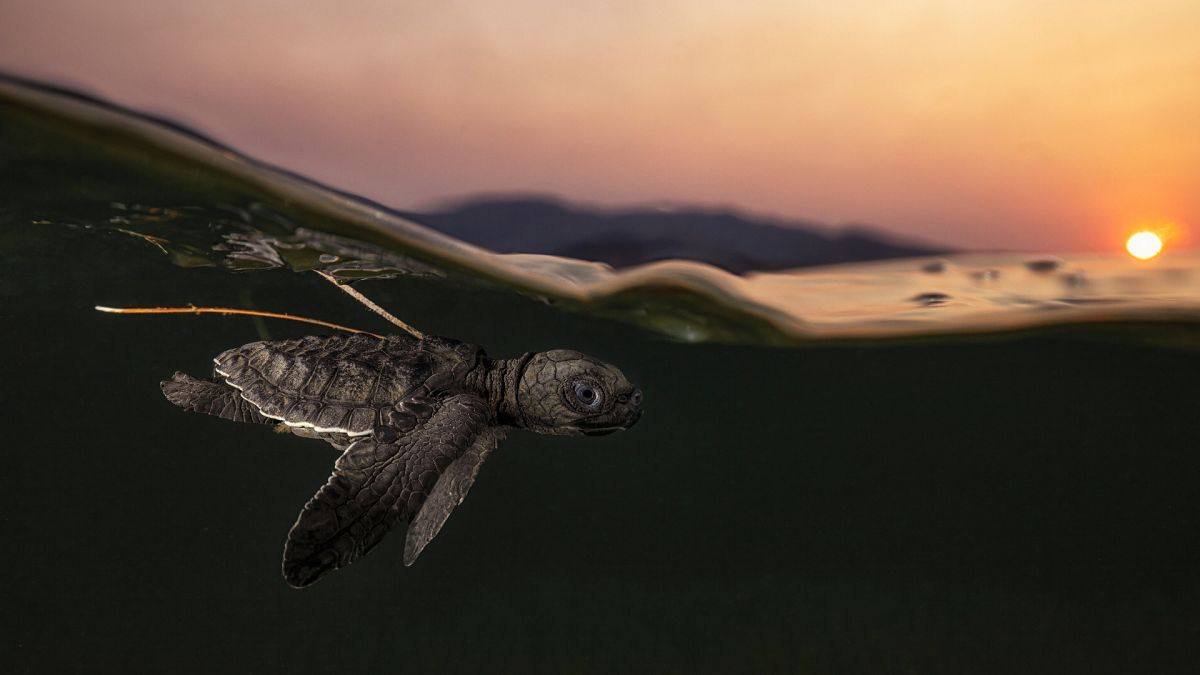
[94,305,381,337]
[315,270,424,338]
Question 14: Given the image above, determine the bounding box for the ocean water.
[3,77,1200,673]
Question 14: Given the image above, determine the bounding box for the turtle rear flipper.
[161,372,272,425]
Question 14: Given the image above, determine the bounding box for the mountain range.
[403,196,950,274]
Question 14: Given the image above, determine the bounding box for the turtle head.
[515,350,642,436]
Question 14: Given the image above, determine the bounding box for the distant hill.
[402,196,951,274]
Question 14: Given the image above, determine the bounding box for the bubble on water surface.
[910,292,951,307]
[1025,258,1063,273]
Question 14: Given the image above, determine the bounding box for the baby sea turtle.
[161,331,642,587]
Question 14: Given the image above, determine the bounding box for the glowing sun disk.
[1126,231,1163,260]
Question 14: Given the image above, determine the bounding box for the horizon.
[1,1,1196,254]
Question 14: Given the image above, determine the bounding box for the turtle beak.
[623,388,643,427]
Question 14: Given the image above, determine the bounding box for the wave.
[4,73,1200,346]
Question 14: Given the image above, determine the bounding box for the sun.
[1126,231,1163,260]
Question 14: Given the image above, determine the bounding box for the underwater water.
[3,76,1200,673]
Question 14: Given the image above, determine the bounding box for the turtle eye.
[572,380,603,410]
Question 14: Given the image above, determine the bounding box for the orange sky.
[2,0,1197,251]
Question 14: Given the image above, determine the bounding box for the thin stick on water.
[94,305,382,337]
[315,270,424,338]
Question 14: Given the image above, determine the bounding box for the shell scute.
[325,361,378,403]
[277,360,313,392]
[286,399,322,424]
[245,345,272,370]
[240,381,274,406]
[213,334,445,436]
[300,359,337,398]
[314,405,351,430]
[372,377,408,405]
[258,393,296,420]
[348,408,376,433]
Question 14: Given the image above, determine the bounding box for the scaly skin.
[160,333,642,587]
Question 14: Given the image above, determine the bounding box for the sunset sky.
[2,0,1197,252]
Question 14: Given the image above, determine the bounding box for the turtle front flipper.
[282,392,491,588]
[160,372,272,425]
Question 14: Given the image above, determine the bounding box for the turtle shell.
[213,333,440,437]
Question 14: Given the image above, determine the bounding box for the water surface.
[2,76,1199,674]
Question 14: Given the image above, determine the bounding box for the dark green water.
[3,77,1200,674]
